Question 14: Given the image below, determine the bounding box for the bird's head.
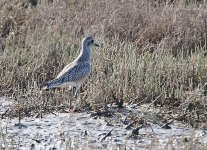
[82,36,99,47]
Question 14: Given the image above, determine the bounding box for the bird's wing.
[57,61,91,82]
[62,62,91,82]
[56,60,77,79]
[43,62,91,89]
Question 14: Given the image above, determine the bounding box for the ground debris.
[105,120,114,126]
[1,98,207,149]
[90,110,113,117]
[34,112,42,118]
[32,139,42,143]
[1,108,9,119]
[125,120,138,130]
[101,128,114,142]
[114,98,124,108]
[129,124,144,137]
[161,119,174,129]
[14,123,27,129]
[121,115,129,125]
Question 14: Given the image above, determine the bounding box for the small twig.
[34,113,40,118]
[43,96,49,113]
[105,120,114,126]
[34,111,43,118]
[125,120,138,130]
[98,133,106,137]
[146,122,155,134]
[1,108,9,119]
[130,124,144,136]
[32,139,41,143]
[50,111,57,116]
[90,111,113,117]
[161,120,174,129]
[84,130,87,136]
[122,115,129,125]
[130,96,148,107]
[148,93,163,109]
[18,103,21,124]
[101,128,113,142]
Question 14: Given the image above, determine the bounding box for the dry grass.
[0,0,207,126]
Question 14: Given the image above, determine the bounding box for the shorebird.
[42,36,99,107]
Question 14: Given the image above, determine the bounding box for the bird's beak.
[94,43,100,47]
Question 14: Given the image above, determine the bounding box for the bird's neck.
[79,44,91,62]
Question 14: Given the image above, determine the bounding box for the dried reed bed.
[0,0,207,125]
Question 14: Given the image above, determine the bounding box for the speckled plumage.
[43,36,98,92]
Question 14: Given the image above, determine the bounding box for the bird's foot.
[72,106,82,112]
[72,100,83,112]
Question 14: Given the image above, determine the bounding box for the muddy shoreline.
[0,97,207,150]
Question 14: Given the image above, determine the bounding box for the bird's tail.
[41,78,63,90]
[41,83,50,90]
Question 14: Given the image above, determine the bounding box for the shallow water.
[0,97,207,150]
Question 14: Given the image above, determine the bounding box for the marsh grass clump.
[0,0,207,126]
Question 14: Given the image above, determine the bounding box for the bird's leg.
[65,88,71,108]
[73,85,82,111]
[74,87,79,99]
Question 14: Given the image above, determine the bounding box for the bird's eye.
[91,40,94,44]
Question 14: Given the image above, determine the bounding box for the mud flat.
[0,97,207,150]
